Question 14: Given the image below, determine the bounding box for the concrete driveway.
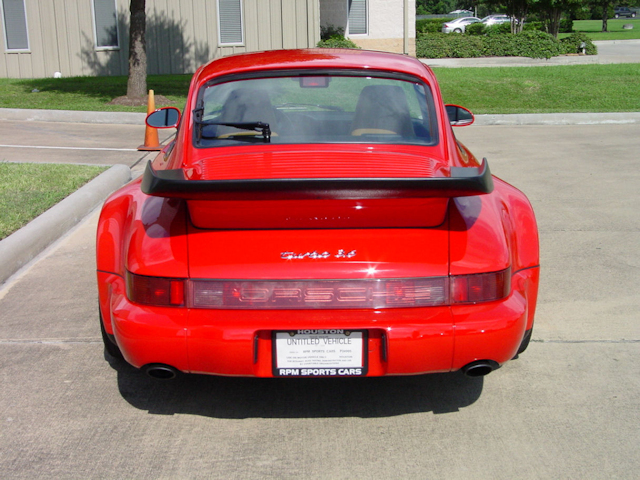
[0,122,639,479]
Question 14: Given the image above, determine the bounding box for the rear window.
[194,73,439,147]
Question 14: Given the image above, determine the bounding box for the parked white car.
[442,17,481,33]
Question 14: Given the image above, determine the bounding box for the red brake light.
[126,272,185,306]
[451,268,510,304]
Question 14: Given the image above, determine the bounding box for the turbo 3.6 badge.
[281,249,356,260]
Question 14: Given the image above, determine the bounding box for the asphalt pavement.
[0,42,639,478]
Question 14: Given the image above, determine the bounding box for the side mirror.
[146,107,181,128]
[445,104,474,127]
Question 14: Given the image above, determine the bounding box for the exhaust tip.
[142,364,179,380]
[462,360,499,377]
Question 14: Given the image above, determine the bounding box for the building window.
[218,0,244,45]
[92,0,119,49]
[348,0,367,35]
[1,0,29,51]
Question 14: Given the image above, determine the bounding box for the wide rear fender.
[97,179,189,331]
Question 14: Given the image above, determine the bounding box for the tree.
[126,0,147,100]
[484,0,531,33]
[535,0,582,37]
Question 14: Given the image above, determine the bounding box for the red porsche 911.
[97,49,539,380]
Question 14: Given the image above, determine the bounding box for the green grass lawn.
[434,63,640,114]
[0,163,107,239]
[562,18,640,40]
[1,63,639,115]
[0,74,191,113]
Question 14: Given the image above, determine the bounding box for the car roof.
[192,49,436,86]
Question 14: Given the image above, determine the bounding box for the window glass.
[348,0,367,35]
[218,0,243,45]
[195,74,438,147]
[2,0,29,51]
[93,0,118,48]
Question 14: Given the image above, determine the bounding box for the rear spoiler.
[140,159,493,200]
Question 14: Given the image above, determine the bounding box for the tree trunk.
[601,1,609,32]
[127,0,147,99]
[549,8,562,38]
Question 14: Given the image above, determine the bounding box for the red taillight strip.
[125,268,510,309]
[191,277,449,309]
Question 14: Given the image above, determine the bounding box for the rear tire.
[453,28,462,33]
[100,309,123,359]
[517,328,533,355]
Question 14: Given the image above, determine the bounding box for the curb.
[0,164,131,286]
[423,55,600,68]
[0,108,146,125]
[474,112,640,125]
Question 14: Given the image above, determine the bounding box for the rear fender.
[97,179,189,332]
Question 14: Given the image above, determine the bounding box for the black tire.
[614,13,620,18]
[100,309,124,359]
[453,28,462,33]
[632,13,637,18]
[517,328,533,355]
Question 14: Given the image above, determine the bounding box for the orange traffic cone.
[138,89,162,151]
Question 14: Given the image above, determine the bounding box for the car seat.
[351,85,414,137]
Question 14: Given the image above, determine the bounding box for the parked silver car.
[481,14,511,26]
[442,16,481,33]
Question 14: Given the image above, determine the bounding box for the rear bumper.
[98,268,536,377]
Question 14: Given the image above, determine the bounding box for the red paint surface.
[97,49,539,378]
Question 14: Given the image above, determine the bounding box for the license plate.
[273,330,367,377]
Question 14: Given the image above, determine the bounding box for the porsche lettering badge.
[281,250,356,260]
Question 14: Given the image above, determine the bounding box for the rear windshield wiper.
[195,119,271,143]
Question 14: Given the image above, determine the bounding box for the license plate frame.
[272,329,368,377]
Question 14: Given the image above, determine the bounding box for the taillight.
[451,268,510,304]
[191,278,448,309]
[125,268,510,309]
[126,272,185,306]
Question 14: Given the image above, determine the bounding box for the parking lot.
[0,120,639,478]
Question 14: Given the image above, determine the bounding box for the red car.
[97,49,539,380]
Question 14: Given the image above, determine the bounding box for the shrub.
[485,22,511,35]
[523,21,544,32]
[320,25,344,40]
[512,30,561,59]
[559,33,597,55]
[559,18,573,33]
[416,17,454,34]
[316,37,360,49]
[317,24,360,49]
[415,33,483,58]
[466,23,486,35]
[483,34,518,57]
[416,30,569,59]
